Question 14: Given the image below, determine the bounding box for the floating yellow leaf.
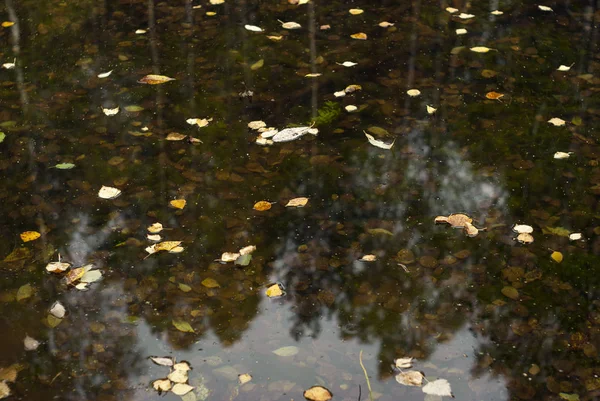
[170,199,187,209]
[267,35,283,41]
[285,197,309,207]
[239,245,256,255]
[98,186,121,199]
[102,107,119,116]
[201,278,220,288]
[305,73,322,77]
[220,252,240,262]
[456,28,467,35]
[206,11,217,16]
[551,251,563,263]
[350,32,367,40]
[155,241,182,252]
[20,231,40,242]
[513,224,533,234]
[349,8,363,15]
[152,379,172,392]
[172,319,195,333]
[554,151,571,159]
[210,0,224,4]
[470,46,492,53]
[147,222,163,233]
[138,74,175,84]
[65,267,86,286]
[239,373,252,384]
[395,370,424,386]
[407,89,421,97]
[303,386,333,401]
[427,105,437,114]
[166,132,187,141]
[266,283,284,298]
[172,383,194,396]
[485,91,504,100]
[345,84,362,93]
[360,254,377,262]
[279,20,301,29]
[379,21,394,27]
[250,59,264,70]
[345,105,358,112]
[16,284,33,301]
[168,369,188,383]
[548,117,566,126]
[501,286,519,300]
[245,24,263,32]
[253,201,272,211]
[516,233,534,244]
[2,21,15,27]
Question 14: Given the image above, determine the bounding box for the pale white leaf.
[239,245,256,255]
[557,64,573,71]
[80,269,102,284]
[50,301,66,318]
[395,370,424,386]
[152,379,172,392]
[260,129,278,138]
[445,7,458,13]
[426,105,437,114]
[97,70,113,78]
[135,29,147,34]
[334,90,346,97]
[272,126,311,142]
[407,89,421,97]
[280,21,301,29]
[248,120,266,130]
[172,383,194,396]
[24,335,40,351]
[569,233,582,241]
[470,46,491,53]
[548,117,566,126]
[458,13,475,19]
[554,151,571,159]
[422,379,453,397]
[220,252,240,262]
[394,357,414,369]
[98,186,121,199]
[102,107,119,116]
[379,21,394,27]
[46,262,70,273]
[337,61,357,67]
[256,137,272,146]
[75,282,89,291]
[345,105,358,112]
[491,10,503,15]
[538,5,553,11]
[150,356,174,366]
[364,131,395,150]
[168,369,189,384]
[245,25,263,32]
[456,28,467,35]
[147,234,161,241]
[272,345,299,356]
[513,224,533,234]
[239,373,252,384]
[2,60,15,69]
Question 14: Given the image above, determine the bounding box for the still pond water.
[1,0,599,400]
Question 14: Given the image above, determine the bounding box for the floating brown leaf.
[304,386,333,401]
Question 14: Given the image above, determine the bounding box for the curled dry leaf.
[138,74,175,84]
[350,32,367,40]
[360,254,377,262]
[65,266,86,286]
[150,356,174,367]
[394,357,414,369]
[516,232,534,244]
[220,252,240,262]
[266,283,284,298]
[253,201,272,211]
[285,197,309,207]
[554,151,571,159]
[20,231,40,242]
[146,241,183,255]
[98,186,121,199]
[239,373,252,384]
[170,199,187,209]
[49,301,66,319]
[0,382,9,399]
[239,245,256,255]
[364,132,394,150]
[46,262,70,273]
[303,386,333,401]
[513,224,533,234]
[152,379,172,393]
[172,383,194,396]
[395,371,424,386]
[24,335,40,351]
[485,91,504,100]
[102,107,119,116]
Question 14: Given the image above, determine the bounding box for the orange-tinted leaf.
[170,199,186,209]
[350,32,367,40]
[253,201,272,211]
[485,91,504,100]
[20,231,40,242]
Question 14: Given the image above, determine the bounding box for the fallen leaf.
[427,105,437,114]
[551,251,563,263]
[422,379,453,397]
[152,379,172,392]
[379,21,394,27]
[559,393,580,401]
[49,301,66,318]
[267,35,283,41]
[305,73,321,78]
[65,267,86,286]
[250,59,264,70]
[456,28,467,35]
[172,319,195,333]
[2,60,15,70]
[239,373,252,384]
[273,346,299,357]
[146,241,183,255]
[172,383,194,396]
[333,91,346,97]
[53,163,75,169]
[102,107,119,116]
[279,20,301,29]
[245,24,263,32]
[554,151,571,159]
[502,286,519,300]
[272,126,313,142]
[138,74,175,84]
[548,117,566,126]
[20,231,40,242]
[135,29,146,34]
[286,197,309,207]
[150,356,174,367]
[458,13,475,19]
[569,233,582,241]
[395,371,424,386]
[206,11,217,16]
[349,8,363,15]
[201,278,220,288]
[16,284,33,301]
[486,91,504,100]
[0,364,21,383]
[364,132,395,150]
[168,369,188,384]
[445,7,458,13]
[538,5,553,11]
[24,335,40,351]
[516,233,534,244]
[253,201,272,211]
[98,186,121,199]
[147,222,163,233]
[2,21,15,27]
[239,245,256,255]
[463,222,479,237]
[557,63,574,71]
[407,89,421,97]
[491,10,503,15]
[173,362,191,371]
[513,224,533,234]
[80,268,102,284]
[303,386,332,401]
[360,254,377,262]
[345,105,358,112]
[394,357,414,369]
[266,283,284,298]
[0,382,10,399]
[367,228,393,236]
[170,199,187,209]
[345,84,362,93]
[220,252,240,262]
[0,132,5,143]
[350,32,367,40]
[97,70,113,78]
[471,46,492,53]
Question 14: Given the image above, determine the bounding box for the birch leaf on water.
[172,319,195,333]
[20,231,41,242]
[337,61,357,67]
[350,32,367,40]
[303,386,332,401]
[253,201,272,211]
[97,70,113,78]
[170,199,187,209]
[349,8,363,15]
[150,356,174,367]
[395,371,424,386]
[394,357,414,369]
[456,28,467,35]
[364,131,395,150]
[458,13,474,19]
[554,151,571,159]
[345,105,357,112]
[98,186,121,199]
[273,346,299,357]
[279,20,301,29]
[272,126,312,142]
[445,7,458,13]
[407,89,421,97]
[172,383,194,396]
[427,105,437,114]
[548,117,566,126]
[557,64,574,71]
[470,46,492,53]
[286,197,309,207]
[102,107,119,116]
[538,5,553,11]
[245,25,263,32]
[422,379,453,397]
[266,283,284,298]
[138,74,175,84]
[379,21,394,27]
[49,301,66,319]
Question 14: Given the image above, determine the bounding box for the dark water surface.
[1,0,600,400]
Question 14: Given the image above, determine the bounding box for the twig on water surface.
[359,350,373,401]
[357,384,361,401]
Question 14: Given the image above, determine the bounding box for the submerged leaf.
[422,379,453,397]
[49,301,66,318]
[172,320,195,333]
[273,346,299,357]
[201,278,220,288]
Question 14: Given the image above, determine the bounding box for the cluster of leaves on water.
[1,0,600,401]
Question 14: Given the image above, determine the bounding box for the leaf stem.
[359,350,373,401]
